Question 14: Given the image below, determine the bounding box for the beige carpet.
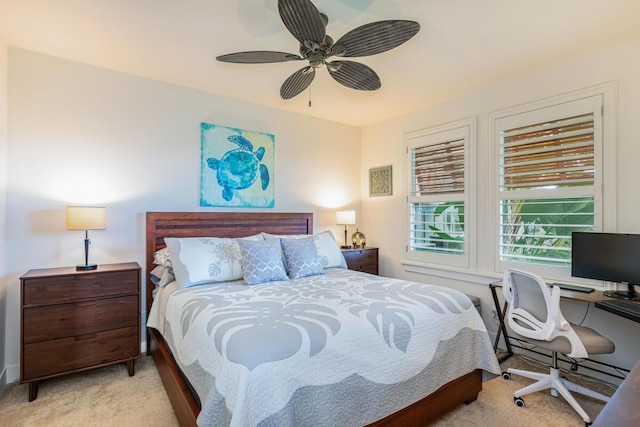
[0,355,616,426]
[0,357,179,427]
[433,354,615,427]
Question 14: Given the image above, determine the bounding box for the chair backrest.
[502,268,587,358]
[504,269,549,325]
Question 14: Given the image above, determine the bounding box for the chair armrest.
[549,285,570,332]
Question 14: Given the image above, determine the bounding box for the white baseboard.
[6,363,19,385]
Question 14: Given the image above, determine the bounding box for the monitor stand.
[603,282,640,301]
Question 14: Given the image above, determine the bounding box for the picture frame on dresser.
[20,262,141,401]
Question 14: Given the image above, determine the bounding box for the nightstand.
[341,247,379,275]
[20,262,141,401]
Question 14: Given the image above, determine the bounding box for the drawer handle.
[75,301,98,308]
[74,333,97,341]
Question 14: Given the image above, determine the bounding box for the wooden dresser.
[20,262,141,401]
[341,247,379,275]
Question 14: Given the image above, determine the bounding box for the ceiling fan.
[216,0,420,100]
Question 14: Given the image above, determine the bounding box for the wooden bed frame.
[145,212,482,427]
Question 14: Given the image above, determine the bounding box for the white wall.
[0,41,8,394]
[361,36,640,373]
[8,36,640,387]
[4,48,361,384]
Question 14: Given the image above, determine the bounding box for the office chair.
[501,268,615,426]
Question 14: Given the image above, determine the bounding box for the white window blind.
[405,120,473,268]
[497,97,601,269]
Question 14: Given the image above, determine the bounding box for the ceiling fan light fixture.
[309,58,324,68]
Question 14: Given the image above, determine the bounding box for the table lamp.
[66,206,106,270]
[336,210,356,249]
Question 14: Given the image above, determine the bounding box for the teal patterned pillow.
[238,239,288,285]
[281,237,324,279]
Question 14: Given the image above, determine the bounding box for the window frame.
[403,117,476,270]
[489,83,617,283]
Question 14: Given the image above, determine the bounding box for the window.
[404,118,475,269]
[401,84,615,281]
[493,94,607,278]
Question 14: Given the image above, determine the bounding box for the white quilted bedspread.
[148,268,500,427]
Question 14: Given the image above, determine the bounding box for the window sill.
[401,259,500,285]
[401,259,609,291]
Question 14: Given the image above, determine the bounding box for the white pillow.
[262,230,347,269]
[164,234,263,288]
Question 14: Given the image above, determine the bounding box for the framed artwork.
[369,165,393,197]
[200,122,275,208]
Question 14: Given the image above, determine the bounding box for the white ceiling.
[2,0,640,127]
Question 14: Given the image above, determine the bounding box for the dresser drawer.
[342,249,377,266]
[351,264,379,275]
[23,325,139,380]
[23,295,139,344]
[23,270,139,305]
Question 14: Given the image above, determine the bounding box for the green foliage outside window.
[411,201,465,254]
[501,197,594,266]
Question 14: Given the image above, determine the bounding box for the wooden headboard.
[145,212,313,314]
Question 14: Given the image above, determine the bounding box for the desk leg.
[490,283,513,363]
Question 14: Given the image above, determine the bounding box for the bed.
[145,212,500,426]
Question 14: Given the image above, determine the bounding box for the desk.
[490,282,618,363]
[593,357,640,426]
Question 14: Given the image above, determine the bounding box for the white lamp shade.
[66,206,107,230]
[336,210,356,225]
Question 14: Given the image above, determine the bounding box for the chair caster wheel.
[502,371,511,380]
[514,396,525,407]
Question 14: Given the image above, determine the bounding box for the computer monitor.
[571,232,640,300]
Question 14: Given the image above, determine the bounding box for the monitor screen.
[571,232,640,285]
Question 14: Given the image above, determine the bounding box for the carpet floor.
[0,354,616,426]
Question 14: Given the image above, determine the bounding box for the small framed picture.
[369,165,392,197]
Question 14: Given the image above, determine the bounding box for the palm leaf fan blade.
[280,67,316,99]
[216,51,303,64]
[328,61,381,91]
[278,0,326,47]
[332,20,420,57]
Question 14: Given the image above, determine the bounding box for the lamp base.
[76,264,98,271]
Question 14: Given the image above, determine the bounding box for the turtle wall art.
[200,123,275,208]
